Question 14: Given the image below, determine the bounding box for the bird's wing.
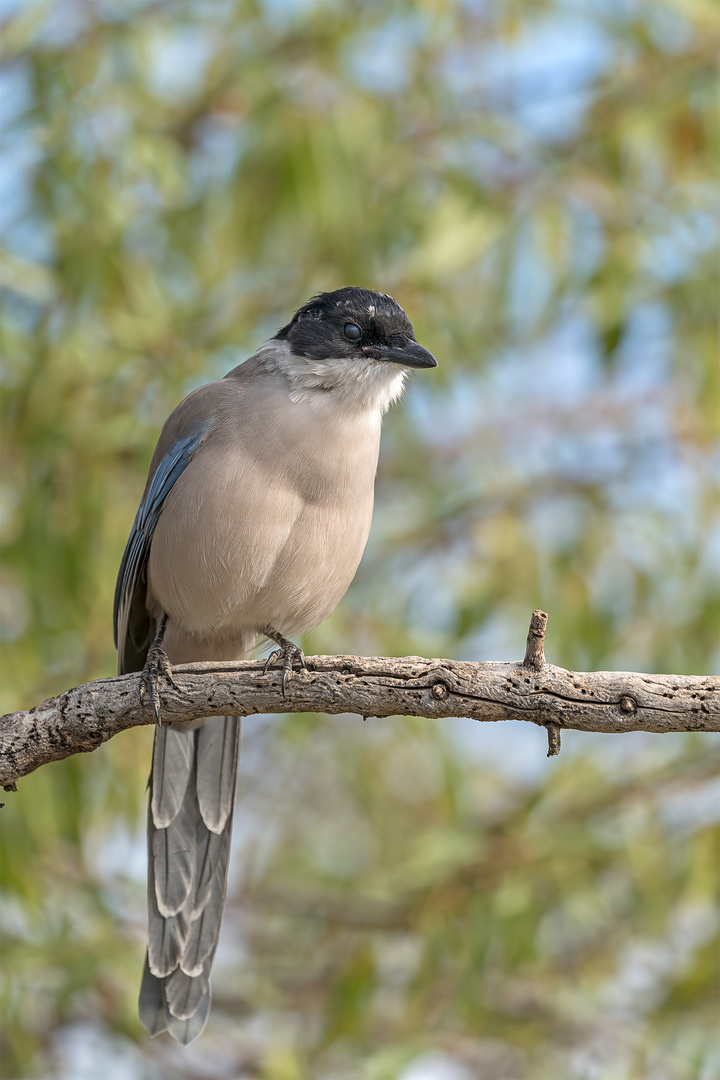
[113,427,209,675]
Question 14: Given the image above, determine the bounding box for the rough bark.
[1,612,717,790]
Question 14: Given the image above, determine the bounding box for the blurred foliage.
[0,0,718,1077]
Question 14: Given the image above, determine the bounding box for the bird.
[113,286,437,1044]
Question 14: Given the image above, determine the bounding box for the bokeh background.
[1,0,718,1078]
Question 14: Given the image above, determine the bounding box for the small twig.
[546,723,562,757]
[523,609,548,671]
[521,610,561,756]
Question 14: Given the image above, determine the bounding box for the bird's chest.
[246,424,379,633]
[147,408,380,636]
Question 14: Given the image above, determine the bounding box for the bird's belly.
[247,499,373,638]
[147,469,373,643]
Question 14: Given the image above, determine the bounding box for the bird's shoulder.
[146,349,286,487]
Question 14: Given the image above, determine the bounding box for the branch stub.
[523,610,548,672]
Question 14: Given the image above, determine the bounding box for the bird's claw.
[139,643,176,724]
[263,641,306,696]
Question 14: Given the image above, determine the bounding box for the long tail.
[138,715,241,1045]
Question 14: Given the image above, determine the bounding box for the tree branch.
[1,612,718,790]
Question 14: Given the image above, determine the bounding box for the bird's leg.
[139,612,176,724]
[262,628,307,696]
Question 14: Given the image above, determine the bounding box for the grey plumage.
[196,719,239,833]
[114,287,436,1044]
[150,725,194,829]
[140,717,239,1042]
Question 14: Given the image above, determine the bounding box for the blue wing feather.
[114,429,207,674]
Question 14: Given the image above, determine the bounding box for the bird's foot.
[140,614,176,724]
[263,631,307,696]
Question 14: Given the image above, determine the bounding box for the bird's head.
[269,287,437,413]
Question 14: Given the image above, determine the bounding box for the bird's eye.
[343,323,361,341]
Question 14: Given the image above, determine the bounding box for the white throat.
[257,338,408,415]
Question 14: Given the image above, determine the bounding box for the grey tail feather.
[140,715,240,1046]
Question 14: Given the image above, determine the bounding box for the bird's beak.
[365,340,438,369]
